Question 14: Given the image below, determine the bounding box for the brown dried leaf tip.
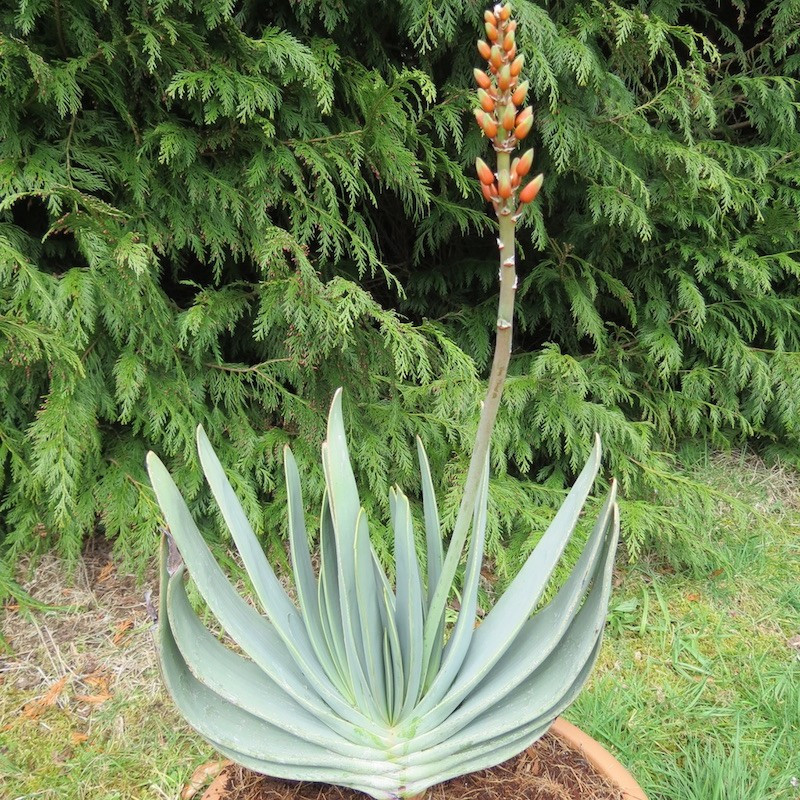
[473,4,543,212]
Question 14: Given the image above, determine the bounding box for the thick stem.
[421,151,517,678]
[448,150,515,545]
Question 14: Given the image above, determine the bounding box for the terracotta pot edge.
[547,717,648,800]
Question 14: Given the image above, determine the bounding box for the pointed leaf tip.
[196,424,211,448]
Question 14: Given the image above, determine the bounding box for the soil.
[203,734,624,800]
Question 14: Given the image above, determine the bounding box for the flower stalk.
[421,1,543,681]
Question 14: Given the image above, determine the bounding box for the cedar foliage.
[0,0,798,589]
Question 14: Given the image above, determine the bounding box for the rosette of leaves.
[147,5,620,798]
[148,392,617,799]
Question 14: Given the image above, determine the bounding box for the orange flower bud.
[485,21,499,42]
[511,80,529,106]
[498,170,512,199]
[507,20,517,32]
[473,68,491,89]
[516,148,534,177]
[511,171,520,187]
[478,88,495,113]
[481,182,498,203]
[499,4,511,21]
[497,65,512,91]
[519,173,544,204]
[490,45,503,69]
[515,106,533,125]
[514,113,533,139]
[501,104,516,131]
[508,44,517,60]
[477,39,492,60]
[503,30,515,51]
[482,115,498,139]
[510,54,525,76]
[475,157,495,185]
[484,9,498,25]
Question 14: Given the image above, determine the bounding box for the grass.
[1,452,798,799]
[567,452,800,800]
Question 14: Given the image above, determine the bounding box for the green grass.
[567,453,800,800]
[1,453,798,799]
[0,689,204,799]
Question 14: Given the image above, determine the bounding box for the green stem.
[421,150,517,680]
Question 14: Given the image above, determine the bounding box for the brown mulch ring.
[201,735,624,800]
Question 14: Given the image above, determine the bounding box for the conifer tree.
[0,0,798,590]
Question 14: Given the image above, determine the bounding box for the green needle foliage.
[0,0,798,584]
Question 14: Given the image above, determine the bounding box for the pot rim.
[548,716,648,800]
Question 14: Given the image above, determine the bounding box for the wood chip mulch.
[204,733,624,800]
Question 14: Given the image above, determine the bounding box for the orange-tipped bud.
[514,113,534,139]
[511,80,529,106]
[478,88,495,113]
[473,68,491,89]
[519,173,544,204]
[515,106,533,125]
[497,64,512,91]
[490,45,503,69]
[503,30,515,51]
[475,158,495,185]
[507,20,517,32]
[498,170,512,199]
[478,39,492,60]
[516,148,534,177]
[501,104,516,131]
[511,171,520,187]
[481,182,498,203]
[499,4,511,21]
[510,54,525,76]
[484,9,497,24]
[485,21,499,42]
[482,115,498,138]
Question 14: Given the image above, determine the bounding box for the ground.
[1,453,798,800]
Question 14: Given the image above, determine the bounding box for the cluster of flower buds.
[473,3,543,213]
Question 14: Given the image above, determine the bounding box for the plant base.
[200,721,647,800]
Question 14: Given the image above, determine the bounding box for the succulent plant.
[147,5,620,798]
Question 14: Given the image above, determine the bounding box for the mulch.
[204,733,623,800]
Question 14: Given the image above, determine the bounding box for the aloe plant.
[147,5,620,798]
